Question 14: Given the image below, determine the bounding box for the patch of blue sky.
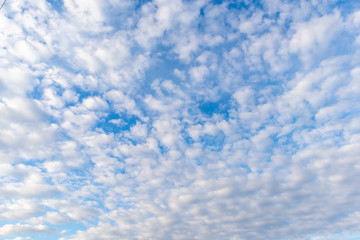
[200,132,226,152]
[278,54,303,78]
[96,111,139,134]
[135,0,152,10]
[310,232,360,240]
[101,9,142,33]
[54,230,78,240]
[328,35,358,59]
[333,0,360,15]
[226,0,264,11]
[28,78,45,100]
[46,0,64,13]
[275,133,303,153]
[143,48,187,86]
[52,222,88,240]
[156,142,168,155]
[110,200,135,211]
[240,163,252,173]
[4,232,58,240]
[344,235,360,240]
[47,56,79,75]
[198,94,231,118]
[61,169,93,187]
[183,135,196,145]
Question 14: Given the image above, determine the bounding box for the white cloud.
[105,90,142,118]
[0,224,55,236]
[1,1,360,240]
[63,0,110,33]
[0,67,36,97]
[0,200,43,221]
[42,199,103,224]
[189,65,209,83]
[173,32,201,62]
[289,12,343,66]
[239,10,265,35]
[1,172,60,198]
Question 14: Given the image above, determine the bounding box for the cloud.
[0,172,60,198]
[289,11,344,66]
[63,0,111,33]
[0,200,43,221]
[0,224,55,236]
[189,65,209,83]
[1,0,360,240]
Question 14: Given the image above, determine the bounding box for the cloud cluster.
[1,0,360,239]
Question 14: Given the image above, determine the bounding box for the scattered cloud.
[1,0,360,240]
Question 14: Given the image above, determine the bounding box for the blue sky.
[1,0,360,239]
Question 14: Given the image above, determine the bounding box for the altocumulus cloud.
[1,0,360,239]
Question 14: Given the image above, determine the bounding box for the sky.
[0,0,360,239]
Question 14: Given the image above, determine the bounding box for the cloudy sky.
[1,0,360,239]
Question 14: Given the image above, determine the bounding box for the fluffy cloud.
[0,224,55,236]
[1,0,360,240]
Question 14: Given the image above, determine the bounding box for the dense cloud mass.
[1,0,360,239]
